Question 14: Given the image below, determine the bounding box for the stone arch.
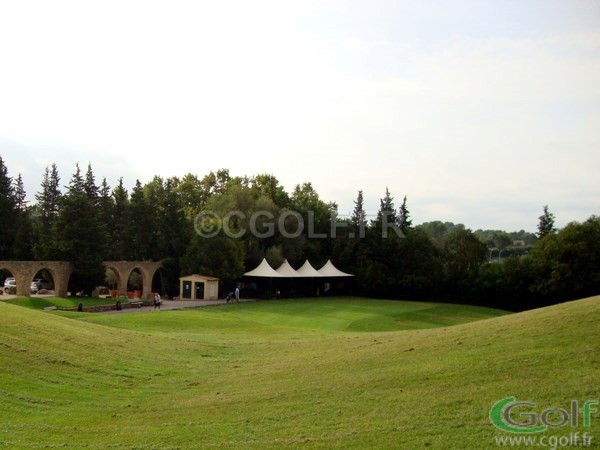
[103,261,162,299]
[0,262,18,294]
[0,261,160,298]
[104,266,121,291]
[126,267,144,293]
[0,261,73,297]
[28,266,56,295]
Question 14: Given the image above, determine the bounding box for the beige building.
[179,274,220,300]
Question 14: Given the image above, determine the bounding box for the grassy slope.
[0,297,598,449]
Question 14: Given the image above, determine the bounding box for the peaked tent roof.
[295,260,322,277]
[244,258,284,277]
[244,258,353,278]
[276,259,299,277]
[317,260,354,277]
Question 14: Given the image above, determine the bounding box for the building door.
[182,280,192,299]
[195,282,204,299]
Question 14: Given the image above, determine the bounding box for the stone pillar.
[50,261,74,298]
[142,268,152,299]
[15,273,30,297]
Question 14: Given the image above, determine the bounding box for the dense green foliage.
[0,156,598,310]
[0,296,598,448]
[53,164,107,294]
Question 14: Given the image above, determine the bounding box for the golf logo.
[490,396,598,433]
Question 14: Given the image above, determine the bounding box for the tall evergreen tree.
[55,164,106,294]
[357,188,403,298]
[108,178,129,260]
[0,156,16,259]
[98,178,112,217]
[143,176,164,260]
[12,174,34,259]
[158,177,190,258]
[97,177,113,260]
[34,164,62,260]
[397,195,412,235]
[84,162,98,201]
[351,190,367,234]
[36,164,61,219]
[537,205,556,239]
[372,187,398,237]
[13,174,27,211]
[125,180,155,260]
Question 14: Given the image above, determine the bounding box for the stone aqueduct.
[0,261,163,298]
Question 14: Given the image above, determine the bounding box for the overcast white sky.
[1,0,599,232]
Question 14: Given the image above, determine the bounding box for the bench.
[130,301,144,308]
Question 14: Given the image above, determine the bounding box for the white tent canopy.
[295,260,322,277]
[244,258,353,278]
[244,258,284,277]
[275,259,299,277]
[318,259,354,277]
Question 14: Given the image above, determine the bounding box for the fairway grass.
[0,296,598,448]
[2,296,122,310]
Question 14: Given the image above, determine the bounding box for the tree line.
[0,156,598,310]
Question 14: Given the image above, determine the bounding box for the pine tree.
[372,187,398,237]
[13,174,27,211]
[351,190,366,227]
[12,174,34,259]
[56,164,106,294]
[34,164,62,259]
[125,180,154,260]
[378,187,397,222]
[109,178,129,260]
[98,177,112,218]
[36,164,61,219]
[96,177,113,260]
[158,177,190,258]
[397,195,412,235]
[0,156,16,259]
[84,162,98,202]
[537,205,556,239]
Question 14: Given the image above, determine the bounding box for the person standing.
[234,286,240,303]
[154,293,162,310]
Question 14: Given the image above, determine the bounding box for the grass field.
[0,296,598,448]
[1,296,120,310]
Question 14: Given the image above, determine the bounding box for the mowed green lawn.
[3,296,118,310]
[0,296,598,449]
[192,298,509,332]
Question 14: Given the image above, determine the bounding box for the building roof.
[243,258,284,277]
[295,260,322,277]
[244,258,354,278]
[275,259,299,277]
[179,274,220,281]
[317,259,354,277]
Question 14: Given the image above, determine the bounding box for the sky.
[1,0,599,232]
